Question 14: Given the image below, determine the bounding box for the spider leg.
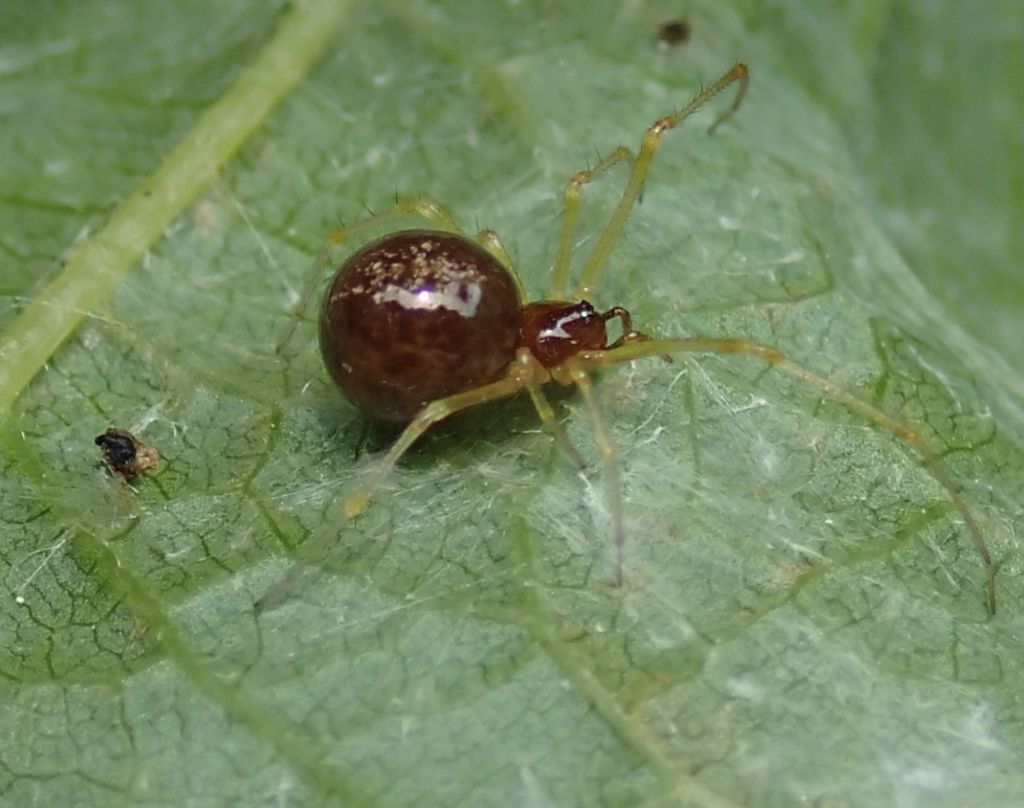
[275,196,462,354]
[562,358,626,586]
[255,369,536,612]
[574,335,997,614]
[574,63,749,300]
[475,229,527,300]
[549,147,634,300]
[515,349,585,469]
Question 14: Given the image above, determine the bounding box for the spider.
[256,63,996,614]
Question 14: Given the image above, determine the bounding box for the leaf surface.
[1,2,1021,806]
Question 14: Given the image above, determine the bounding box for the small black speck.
[657,19,691,46]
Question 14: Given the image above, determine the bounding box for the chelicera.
[258,63,996,614]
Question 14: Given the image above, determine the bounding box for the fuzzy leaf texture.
[1,1,1021,807]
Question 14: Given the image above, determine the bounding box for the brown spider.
[257,64,995,614]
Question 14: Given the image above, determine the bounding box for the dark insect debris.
[95,428,160,481]
[657,19,691,46]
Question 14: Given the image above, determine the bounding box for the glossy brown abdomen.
[319,229,522,423]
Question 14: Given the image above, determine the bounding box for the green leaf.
[2,1,1021,806]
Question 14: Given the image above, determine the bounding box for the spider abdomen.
[319,229,522,423]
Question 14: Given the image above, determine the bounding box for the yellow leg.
[255,370,535,612]
[549,147,633,300]
[514,349,584,469]
[475,228,527,300]
[565,359,625,586]
[574,63,749,300]
[572,335,997,614]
